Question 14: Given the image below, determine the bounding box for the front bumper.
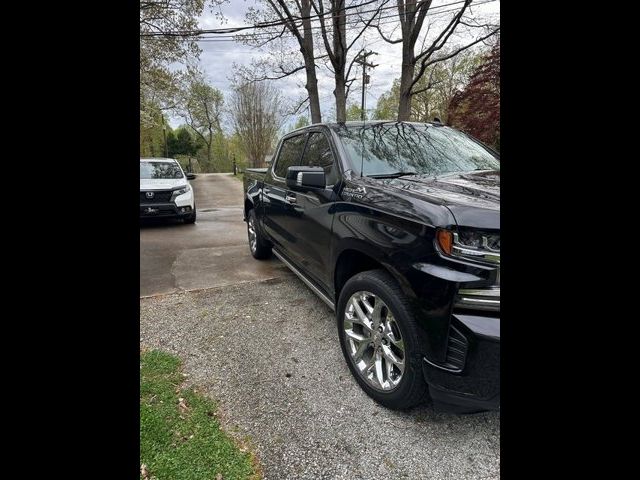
[140,203,193,218]
[422,312,500,413]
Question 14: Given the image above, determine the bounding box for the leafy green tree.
[228,133,249,172]
[140,1,211,137]
[140,104,170,157]
[294,116,309,129]
[345,103,366,121]
[175,68,224,171]
[168,127,198,157]
[165,130,177,156]
[373,81,400,121]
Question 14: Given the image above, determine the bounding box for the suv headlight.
[171,184,191,201]
[436,228,500,265]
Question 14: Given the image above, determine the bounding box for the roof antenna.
[360,132,365,177]
[356,40,371,177]
[360,39,366,177]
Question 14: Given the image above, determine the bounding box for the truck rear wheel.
[247,209,271,259]
[337,269,429,410]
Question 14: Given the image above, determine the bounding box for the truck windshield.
[334,123,499,177]
[140,162,184,179]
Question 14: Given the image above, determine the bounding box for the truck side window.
[303,132,338,185]
[274,134,307,178]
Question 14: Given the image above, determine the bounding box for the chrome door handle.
[285,193,297,203]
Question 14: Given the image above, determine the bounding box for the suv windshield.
[334,122,499,177]
[140,161,183,179]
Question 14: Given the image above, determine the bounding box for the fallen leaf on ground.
[178,397,190,413]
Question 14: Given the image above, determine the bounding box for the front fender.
[330,203,479,363]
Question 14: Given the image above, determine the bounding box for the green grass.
[231,172,244,183]
[140,350,260,480]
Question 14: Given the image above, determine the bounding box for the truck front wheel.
[247,209,271,259]
[337,269,429,410]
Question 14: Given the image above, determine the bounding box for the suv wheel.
[337,269,429,410]
[184,207,196,224]
[247,209,271,259]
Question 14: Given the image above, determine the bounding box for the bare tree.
[231,82,284,167]
[240,0,323,124]
[376,0,499,120]
[312,0,388,122]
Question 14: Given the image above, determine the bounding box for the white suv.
[140,158,196,223]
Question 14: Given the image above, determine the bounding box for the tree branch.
[289,96,310,115]
[415,0,471,63]
[375,21,402,44]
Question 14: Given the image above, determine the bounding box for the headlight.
[170,184,191,202]
[174,184,191,196]
[436,228,500,265]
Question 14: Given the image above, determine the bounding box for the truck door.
[268,129,340,291]
[262,133,308,255]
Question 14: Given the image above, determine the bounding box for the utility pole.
[354,50,378,121]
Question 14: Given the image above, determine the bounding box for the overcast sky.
[169,0,499,129]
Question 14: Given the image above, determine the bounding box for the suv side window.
[274,134,308,178]
[303,132,339,185]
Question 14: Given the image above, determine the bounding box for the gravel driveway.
[140,276,500,479]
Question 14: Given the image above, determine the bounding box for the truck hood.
[140,178,186,190]
[350,170,500,230]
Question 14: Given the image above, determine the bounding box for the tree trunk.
[398,47,415,121]
[334,70,346,122]
[332,0,347,123]
[207,125,213,171]
[304,55,322,124]
[301,0,322,124]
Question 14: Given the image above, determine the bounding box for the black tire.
[337,269,429,410]
[247,209,271,259]
[184,208,196,224]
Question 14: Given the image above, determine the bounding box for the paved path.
[140,173,290,297]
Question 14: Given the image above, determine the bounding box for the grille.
[140,205,176,216]
[443,325,469,371]
[140,190,172,203]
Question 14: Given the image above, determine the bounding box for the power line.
[141,0,495,39]
[143,0,497,48]
[141,0,384,37]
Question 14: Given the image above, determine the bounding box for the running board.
[272,249,335,311]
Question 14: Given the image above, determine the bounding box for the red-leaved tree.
[448,41,500,150]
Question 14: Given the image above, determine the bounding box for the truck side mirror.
[286,166,326,190]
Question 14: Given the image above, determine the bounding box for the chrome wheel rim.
[343,291,405,392]
[248,216,257,253]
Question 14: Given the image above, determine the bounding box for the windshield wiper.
[367,171,419,179]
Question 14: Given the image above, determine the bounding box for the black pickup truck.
[243,121,499,413]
